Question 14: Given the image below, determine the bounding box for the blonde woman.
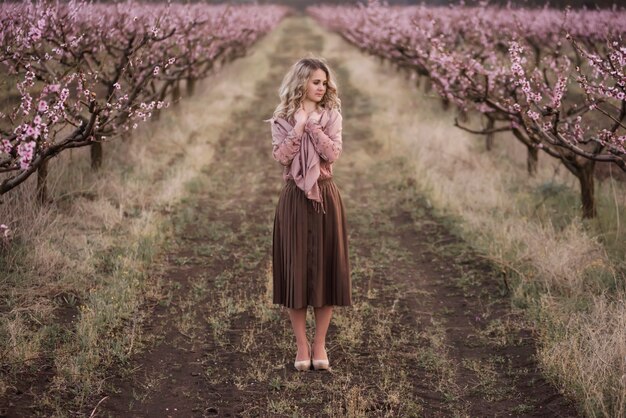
[265,57,352,372]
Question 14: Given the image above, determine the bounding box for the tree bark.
[578,160,597,219]
[424,78,432,94]
[458,108,469,124]
[526,145,538,176]
[186,77,196,96]
[90,141,102,170]
[441,97,450,111]
[172,81,181,106]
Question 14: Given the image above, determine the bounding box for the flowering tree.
[0,1,288,210]
[308,2,626,218]
[501,37,625,217]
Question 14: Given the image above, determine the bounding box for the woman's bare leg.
[287,307,309,360]
[312,305,333,360]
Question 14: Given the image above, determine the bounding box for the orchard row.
[308,3,625,218]
[0,1,288,211]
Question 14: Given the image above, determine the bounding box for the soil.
[4,16,582,418]
[97,17,581,418]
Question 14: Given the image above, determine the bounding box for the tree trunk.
[424,78,432,94]
[578,160,597,219]
[526,145,538,176]
[404,67,412,82]
[441,97,450,111]
[458,108,469,123]
[485,115,494,151]
[171,81,181,106]
[186,77,196,96]
[37,158,48,204]
[91,141,102,170]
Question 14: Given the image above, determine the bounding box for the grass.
[2,13,622,416]
[0,19,279,413]
[322,19,626,418]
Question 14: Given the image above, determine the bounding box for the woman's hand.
[307,110,322,124]
[294,102,308,125]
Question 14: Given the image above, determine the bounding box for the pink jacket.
[267,107,343,214]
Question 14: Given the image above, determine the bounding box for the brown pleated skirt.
[272,177,352,309]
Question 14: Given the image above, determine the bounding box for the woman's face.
[304,68,327,104]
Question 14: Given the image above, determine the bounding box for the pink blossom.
[28,27,42,42]
[1,139,12,154]
[17,141,36,170]
[527,110,540,121]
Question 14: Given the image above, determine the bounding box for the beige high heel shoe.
[294,342,311,372]
[312,344,330,370]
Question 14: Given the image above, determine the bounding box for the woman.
[265,57,352,372]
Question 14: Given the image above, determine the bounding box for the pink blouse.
[268,107,343,182]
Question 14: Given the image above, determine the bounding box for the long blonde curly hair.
[270,56,341,122]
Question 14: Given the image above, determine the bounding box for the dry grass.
[3,13,623,415]
[0,23,278,412]
[318,19,626,418]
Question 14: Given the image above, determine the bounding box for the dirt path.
[98,17,580,417]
